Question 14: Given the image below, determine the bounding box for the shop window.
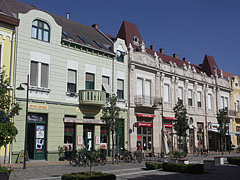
[100,127,108,143]
[31,19,50,42]
[85,73,95,90]
[67,69,77,93]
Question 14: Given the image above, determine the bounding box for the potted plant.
[58,146,65,161]
[0,165,14,180]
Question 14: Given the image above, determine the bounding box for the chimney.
[173,53,179,59]
[66,12,70,20]
[150,45,154,50]
[159,48,164,54]
[92,24,99,30]
[183,57,187,62]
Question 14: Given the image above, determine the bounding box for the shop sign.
[77,136,83,145]
[96,136,100,145]
[136,113,156,118]
[208,123,219,130]
[164,117,177,120]
[134,122,153,127]
[164,124,172,128]
[29,104,48,109]
[137,136,142,140]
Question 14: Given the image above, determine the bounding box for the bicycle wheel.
[100,157,106,165]
[203,151,208,157]
[193,150,199,157]
[93,158,99,166]
[69,158,77,167]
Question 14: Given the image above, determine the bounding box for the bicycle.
[112,148,121,164]
[90,150,106,166]
[123,150,142,163]
[69,149,87,167]
[193,148,208,157]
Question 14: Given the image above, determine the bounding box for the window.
[30,61,49,88]
[0,44,2,68]
[236,100,239,112]
[102,76,112,98]
[197,92,201,107]
[221,96,224,109]
[178,87,183,100]
[224,97,228,110]
[136,78,143,97]
[116,50,124,62]
[85,73,95,90]
[145,80,151,104]
[164,84,169,102]
[67,69,77,93]
[117,79,124,99]
[208,94,212,110]
[188,89,193,106]
[31,20,50,42]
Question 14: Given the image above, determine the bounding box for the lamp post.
[16,74,29,169]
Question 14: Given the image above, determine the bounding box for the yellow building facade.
[232,76,240,147]
[0,13,19,164]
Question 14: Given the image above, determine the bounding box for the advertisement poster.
[77,136,83,145]
[96,136,100,145]
[36,125,44,138]
[88,132,92,139]
[36,138,44,150]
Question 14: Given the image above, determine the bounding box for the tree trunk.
[112,130,115,164]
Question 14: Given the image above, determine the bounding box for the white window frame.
[164,84,170,102]
[197,91,201,108]
[208,94,212,110]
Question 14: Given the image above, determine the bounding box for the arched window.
[31,20,50,42]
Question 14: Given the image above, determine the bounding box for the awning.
[64,117,105,124]
[102,83,112,94]
[136,113,156,118]
[164,116,177,120]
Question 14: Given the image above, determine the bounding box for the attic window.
[133,36,139,46]
[31,19,50,42]
[94,40,106,49]
[235,83,238,87]
[62,31,72,40]
[77,35,90,45]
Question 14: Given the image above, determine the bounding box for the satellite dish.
[116,50,121,57]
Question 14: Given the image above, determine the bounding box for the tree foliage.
[173,100,189,137]
[101,94,122,161]
[0,69,21,149]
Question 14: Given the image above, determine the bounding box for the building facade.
[0,12,19,164]
[0,0,128,162]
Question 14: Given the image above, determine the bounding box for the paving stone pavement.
[8,152,240,180]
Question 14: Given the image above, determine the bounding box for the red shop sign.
[136,113,156,118]
[164,124,172,128]
[135,122,153,127]
[137,136,142,140]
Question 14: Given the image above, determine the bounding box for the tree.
[101,94,122,164]
[217,109,230,155]
[0,69,21,164]
[173,99,189,152]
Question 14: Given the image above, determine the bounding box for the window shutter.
[224,97,228,109]
[208,94,212,109]
[86,73,94,82]
[178,87,183,100]
[137,78,143,96]
[30,61,38,86]
[164,84,169,102]
[197,92,201,102]
[117,79,123,90]
[188,89,192,98]
[68,69,76,84]
[102,76,109,85]
[41,63,48,88]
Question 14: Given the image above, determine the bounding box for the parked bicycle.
[88,150,106,166]
[193,148,208,157]
[69,149,87,167]
[123,150,142,163]
[112,148,121,164]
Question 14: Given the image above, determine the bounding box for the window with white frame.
[164,84,170,102]
[102,76,111,98]
[208,94,212,110]
[188,89,193,106]
[85,73,95,90]
[221,96,224,110]
[67,69,77,93]
[236,100,239,112]
[137,78,143,97]
[224,97,228,111]
[31,20,50,42]
[177,87,183,101]
[117,79,124,100]
[30,61,49,88]
[197,91,201,107]
[145,80,151,104]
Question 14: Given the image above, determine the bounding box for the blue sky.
[20,0,240,76]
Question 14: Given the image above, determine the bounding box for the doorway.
[83,124,94,151]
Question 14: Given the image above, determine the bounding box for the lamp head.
[16,84,25,90]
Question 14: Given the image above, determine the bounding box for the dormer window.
[31,20,50,42]
[133,36,139,46]
[116,50,124,62]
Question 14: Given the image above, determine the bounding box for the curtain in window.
[145,80,151,97]
[221,96,224,109]
[178,87,183,100]
[137,78,143,96]
[117,79,123,90]
[41,63,48,88]
[102,76,109,85]
[224,97,228,109]
[68,69,76,84]
[188,89,192,98]
[197,92,201,102]
[86,73,94,82]
[164,84,169,102]
[208,94,212,109]
[30,61,38,86]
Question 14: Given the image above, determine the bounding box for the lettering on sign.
[29,104,48,109]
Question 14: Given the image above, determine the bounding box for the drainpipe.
[204,84,209,150]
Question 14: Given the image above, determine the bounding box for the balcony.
[134,95,155,106]
[79,90,106,106]
[236,112,240,119]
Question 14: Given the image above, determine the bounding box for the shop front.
[162,117,176,152]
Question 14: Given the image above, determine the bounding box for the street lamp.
[16,74,29,169]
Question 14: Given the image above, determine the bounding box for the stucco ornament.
[132,52,156,68]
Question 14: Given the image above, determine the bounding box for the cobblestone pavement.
[8,152,240,180]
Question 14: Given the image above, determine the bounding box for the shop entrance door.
[137,126,153,153]
[116,121,124,155]
[83,125,94,151]
[27,113,47,160]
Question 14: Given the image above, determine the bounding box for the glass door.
[34,124,46,160]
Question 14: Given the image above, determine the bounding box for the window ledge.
[29,86,51,93]
[66,92,78,97]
